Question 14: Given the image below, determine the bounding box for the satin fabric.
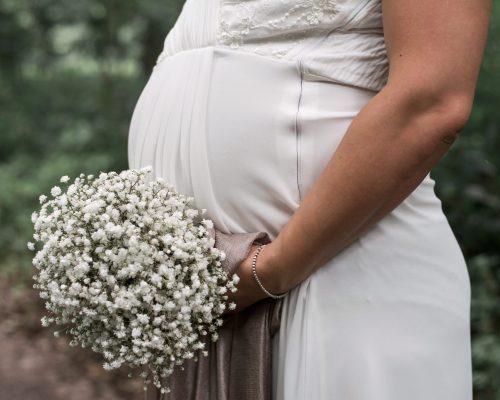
[128,46,473,400]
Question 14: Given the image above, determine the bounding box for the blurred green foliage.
[0,0,183,266]
[0,0,499,398]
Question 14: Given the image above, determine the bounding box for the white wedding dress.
[128,0,473,399]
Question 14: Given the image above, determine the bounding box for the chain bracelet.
[251,244,288,299]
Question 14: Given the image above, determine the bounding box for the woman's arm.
[255,0,492,294]
[225,0,491,312]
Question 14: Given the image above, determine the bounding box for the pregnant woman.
[128,0,491,399]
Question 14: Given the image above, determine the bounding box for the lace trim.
[216,0,341,59]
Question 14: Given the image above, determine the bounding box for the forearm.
[260,86,465,294]
[308,164,431,272]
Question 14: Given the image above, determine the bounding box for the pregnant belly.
[128,46,380,239]
[128,46,302,238]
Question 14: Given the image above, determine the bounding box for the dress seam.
[295,60,304,205]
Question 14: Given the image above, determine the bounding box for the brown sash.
[146,228,282,400]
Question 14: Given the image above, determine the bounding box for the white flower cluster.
[28,166,239,395]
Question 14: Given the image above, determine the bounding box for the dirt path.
[0,275,145,400]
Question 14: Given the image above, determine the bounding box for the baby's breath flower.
[50,186,62,197]
[29,166,231,395]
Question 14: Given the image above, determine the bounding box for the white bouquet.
[28,166,240,395]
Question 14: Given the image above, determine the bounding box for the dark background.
[0,0,499,398]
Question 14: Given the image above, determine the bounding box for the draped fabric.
[145,228,282,400]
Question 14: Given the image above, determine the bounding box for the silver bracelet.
[251,244,288,299]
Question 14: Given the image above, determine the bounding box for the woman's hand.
[223,242,283,315]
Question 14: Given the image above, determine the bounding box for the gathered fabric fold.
[146,227,283,400]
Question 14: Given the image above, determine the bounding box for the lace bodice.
[217,0,341,58]
[156,0,389,92]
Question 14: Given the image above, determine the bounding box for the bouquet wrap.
[147,227,283,400]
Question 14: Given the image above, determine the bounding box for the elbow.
[428,92,473,134]
[384,81,474,138]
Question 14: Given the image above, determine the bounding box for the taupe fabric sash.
[146,228,283,400]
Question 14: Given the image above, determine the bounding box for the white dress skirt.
[128,46,473,400]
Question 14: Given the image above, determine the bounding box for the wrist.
[255,242,288,295]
